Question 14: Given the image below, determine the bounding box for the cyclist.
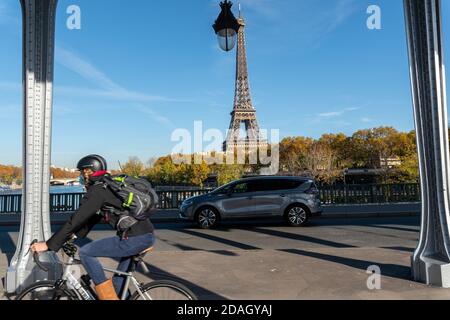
[31,155,156,300]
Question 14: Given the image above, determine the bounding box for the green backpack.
[100,174,158,232]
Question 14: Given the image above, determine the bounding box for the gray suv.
[179,176,322,229]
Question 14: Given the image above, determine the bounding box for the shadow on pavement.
[139,262,228,300]
[250,227,357,249]
[80,237,226,300]
[176,229,260,251]
[166,216,421,233]
[309,216,420,228]
[327,225,418,242]
[367,225,419,233]
[158,238,239,256]
[381,246,415,253]
[280,248,412,281]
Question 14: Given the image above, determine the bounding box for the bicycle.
[16,239,197,300]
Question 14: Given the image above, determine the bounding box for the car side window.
[258,180,280,192]
[278,179,309,191]
[233,182,249,194]
[216,185,233,194]
[297,181,313,192]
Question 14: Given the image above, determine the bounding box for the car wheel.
[285,205,310,227]
[195,207,220,229]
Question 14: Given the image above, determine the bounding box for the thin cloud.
[0,81,181,103]
[274,0,361,52]
[135,104,176,129]
[238,0,279,19]
[56,47,121,91]
[318,111,345,118]
[325,0,359,33]
[55,46,188,103]
[56,85,180,103]
[318,107,359,119]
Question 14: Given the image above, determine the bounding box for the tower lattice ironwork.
[223,17,267,152]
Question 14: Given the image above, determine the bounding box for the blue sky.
[0,0,449,169]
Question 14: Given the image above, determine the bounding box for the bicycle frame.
[61,256,150,300]
[30,239,157,301]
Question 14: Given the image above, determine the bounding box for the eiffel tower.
[223,16,267,152]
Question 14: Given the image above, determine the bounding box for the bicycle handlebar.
[30,239,49,272]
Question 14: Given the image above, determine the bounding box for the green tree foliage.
[145,156,212,187]
[121,157,145,177]
[278,127,419,184]
[214,164,246,186]
[0,127,422,188]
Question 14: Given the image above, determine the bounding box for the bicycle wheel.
[131,280,197,300]
[16,281,78,300]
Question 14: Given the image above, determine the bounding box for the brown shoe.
[95,279,119,300]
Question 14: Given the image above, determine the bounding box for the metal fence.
[0,184,421,214]
[157,189,212,209]
[0,190,213,214]
[319,183,421,205]
[0,194,22,213]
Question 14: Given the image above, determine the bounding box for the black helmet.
[77,155,107,172]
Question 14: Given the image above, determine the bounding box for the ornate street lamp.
[213,0,240,51]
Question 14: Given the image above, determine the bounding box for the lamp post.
[213,0,240,52]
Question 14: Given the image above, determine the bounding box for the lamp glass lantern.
[213,0,240,52]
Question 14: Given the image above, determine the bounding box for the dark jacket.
[46,172,154,252]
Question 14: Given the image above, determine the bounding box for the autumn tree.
[213,164,246,186]
[0,165,22,185]
[279,137,314,174]
[121,157,145,177]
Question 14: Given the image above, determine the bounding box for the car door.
[220,182,256,217]
[250,179,289,216]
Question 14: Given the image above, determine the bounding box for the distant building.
[50,165,77,173]
[378,156,402,169]
[344,168,386,184]
[344,156,403,184]
[50,179,80,186]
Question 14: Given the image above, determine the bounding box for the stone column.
[6,0,61,294]
[404,0,450,287]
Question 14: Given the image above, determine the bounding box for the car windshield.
[211,182,235,194]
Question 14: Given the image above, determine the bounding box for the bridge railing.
[158,189,212,209]
[0,184,421,214]
[319,183,421,205]
[0,194,22,213]
[0,190,213,214]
